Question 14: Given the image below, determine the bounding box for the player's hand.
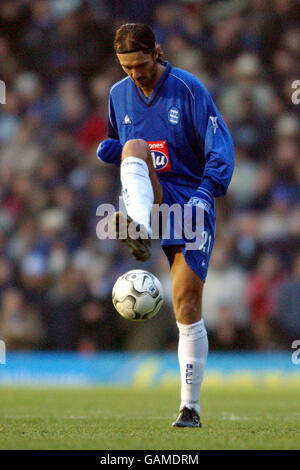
[187,188,213,215]
[187,176,217,214]
[184,189,212,248]
[185,187,214,248]
[97,138,122,166]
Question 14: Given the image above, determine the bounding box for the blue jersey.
[107,61,234,281]
[108,61,234,197]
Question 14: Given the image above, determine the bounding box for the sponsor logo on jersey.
[168,106,180,125]
[122,114,132,124]
[147,141,171,172]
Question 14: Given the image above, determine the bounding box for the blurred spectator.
[44,268,87,349]
[231,211,261,270]
[0,288,45,350]
[228,146,258,208]
[78,299,124,351]
[271,254,300,348]
[209,305,256,350]
[153,2,181,47]
[246,252,286,349]
[202,240,248,332]
[258,186,293,243]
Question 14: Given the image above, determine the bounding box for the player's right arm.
[192,82,234,199]
[97,94,122,166]
[186,80,234,214]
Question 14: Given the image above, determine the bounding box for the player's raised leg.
[115,139,163,261]
[169,246,208,428]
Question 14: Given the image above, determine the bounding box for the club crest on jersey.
[147,141,171,172]
[168,106,180,125]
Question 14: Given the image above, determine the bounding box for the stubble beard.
[136,62,158,92]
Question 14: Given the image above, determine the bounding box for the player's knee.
[122,139,152,164]
[174,288,202,324]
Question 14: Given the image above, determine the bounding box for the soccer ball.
[112,269,164,321]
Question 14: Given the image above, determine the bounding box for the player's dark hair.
[114,23,164,64]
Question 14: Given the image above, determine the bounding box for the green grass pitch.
[0,386,299,450]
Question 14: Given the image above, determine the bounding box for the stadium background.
[0,0,299,366]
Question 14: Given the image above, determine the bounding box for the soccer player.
[97,23,234,427]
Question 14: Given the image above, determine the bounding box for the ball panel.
[125,271,159,297]
[134,292,157,315]
[114,295,136,320]
[112,276,132,302]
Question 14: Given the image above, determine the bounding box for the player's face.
[117,51,159,91]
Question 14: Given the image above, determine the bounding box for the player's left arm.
[97,93,123,166]
[188,84,234,212]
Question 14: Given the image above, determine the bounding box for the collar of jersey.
[134,61,171,107]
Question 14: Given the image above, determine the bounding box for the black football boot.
[113,211,151,262]
[172,407,201,428]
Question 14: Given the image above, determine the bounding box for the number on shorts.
[198,230,212,253]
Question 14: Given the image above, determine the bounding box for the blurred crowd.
[0,0,299,352]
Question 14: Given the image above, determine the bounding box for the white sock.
[120,157,154,235]
[177,319,208,415]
